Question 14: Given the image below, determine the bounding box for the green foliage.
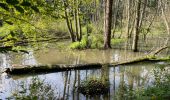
[69,36,88,49]
[111,38,125,45]
[82,23,104,49]
[115,65,170,100]
[134,65,170,99]
[90,34,103,49]
[115,80,138,100]
[0,0,42,53]
[78,78,109,96]
[11,76,58,100]
[69,34,103,49]
[69,42,81,49]
[142,65,170,99]
[0,0,39,14]
[46,20,68,35]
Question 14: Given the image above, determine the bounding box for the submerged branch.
[150,46,168,56]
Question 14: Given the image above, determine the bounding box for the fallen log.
[5,63,102,75]
[111,56,170,66]
[4,56,170,75]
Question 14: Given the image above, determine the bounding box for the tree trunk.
[104,0,113,49]
[112,0,120,38]
[73,0,79,41]
[78,17,82,40]
[125,0,130,39]
[160,0,170,46]
[132,0,141,52]
[63,1,75,42]
[124,0,131,49]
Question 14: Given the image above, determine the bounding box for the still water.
[0,49,167,99]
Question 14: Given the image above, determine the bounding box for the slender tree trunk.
[112,0,120,38]
[125,0,130,39]
[139,0,147,28]
[77,0,82,41]
[63,1,75,42]
[132,0,141,52]
[73,0,79,41]
[104,0,113,49]
[78,17,82,40]
[125,0,131,49]
[160,0,170,46]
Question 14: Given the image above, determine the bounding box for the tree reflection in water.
[0,62,162,100]
[9,76,59,100]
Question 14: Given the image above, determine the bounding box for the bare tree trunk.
[77,2,82,41]
[104,0,113,49]
[124,0,131,49]
[160,0,170,46]
[63,1,75,42]
[73,0,79,41]
[132,0,141,52]
[139,0,147,28]
[78,17,82,41]
[125,0,130,39]
[112,0,120,38]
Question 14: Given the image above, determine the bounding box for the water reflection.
[0,53,11,69]
[0,51,37,70]
[0,49,165,99]
[33,49,144,64]
[21,51,37,65]
[0,63,158,99]
[0,49,144,70]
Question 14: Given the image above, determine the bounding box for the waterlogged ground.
[0,49,168,99]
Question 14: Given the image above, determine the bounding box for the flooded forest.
[0,0,170,100]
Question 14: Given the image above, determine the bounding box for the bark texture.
[104,0,113,49]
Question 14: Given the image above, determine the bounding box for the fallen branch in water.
[111,56,170,66]
[111,46,169,66]
[150,46,168,56]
